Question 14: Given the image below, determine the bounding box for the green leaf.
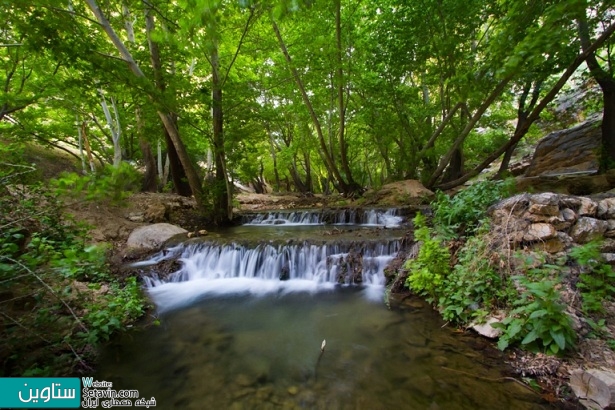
[550,329,566,351]
[521,330,539,345]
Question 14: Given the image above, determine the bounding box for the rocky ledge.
[486,192,615,409]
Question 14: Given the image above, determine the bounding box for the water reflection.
[98,289,548,409]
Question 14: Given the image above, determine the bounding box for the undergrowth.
[404,179,589,355]
[0,153,147,377]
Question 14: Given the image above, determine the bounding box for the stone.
[597,198,615,219]
[525,119,601,177]
[471,316,502,339]
[601,253,615,265]
[561,208,577,222]
[145,203,167,223]
[287,386,299,395]
[127,212,145,222]
[528,203,559,217]
[126,223,188,249]
[579,197,598,217]
[533,237,566,254]
[570,368,615,409]
[530,192,560,206]
[489,193,530,216]
[570,217,608,244]
[523,223,556,242]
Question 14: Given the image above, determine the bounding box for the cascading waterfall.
[142,207,408,312]
[144,239,401,312]
[241,208,404,227]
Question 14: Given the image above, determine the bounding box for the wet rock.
[126,223,188,250]
[570,217,608,243]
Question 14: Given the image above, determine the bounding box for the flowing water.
[98,209,550,409]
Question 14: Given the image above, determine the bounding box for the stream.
[98,209,550,409]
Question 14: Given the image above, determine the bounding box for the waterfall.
[143,239,401,312]
[241,208,404,227]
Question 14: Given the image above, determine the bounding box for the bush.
[0,162,146,376]
[433,179,515,237]
[494,276,576,355]
[405,213,450,303]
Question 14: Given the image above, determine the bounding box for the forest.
[2,0,614,225]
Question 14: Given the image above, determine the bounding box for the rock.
[579,198,599,217]
[287,386,299,395]
[144,203,167,222]
[530,192,560,206]
[570,217,608,244]
[525,119,601,177]
[570,368,615,409]
[523,223,557,242]
[528,203,559,217]
[561,208,577,222]
[126,223,188,249]
[597,198,615,219]
[127,212,145,222]
[606,221,615,238]
[471,316,503,339]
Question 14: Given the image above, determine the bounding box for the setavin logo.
[0,377,80,408]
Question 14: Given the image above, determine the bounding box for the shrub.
[569,241,615,314]
[433,179,515,237]
[405,213,450,303]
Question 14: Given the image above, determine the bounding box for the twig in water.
[315,339,326,382]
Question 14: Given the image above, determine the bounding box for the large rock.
[570,217,609,243]
[523,223,557,242]
[570,368,615,409]
[126,223,188,249]
[525,119,601,177]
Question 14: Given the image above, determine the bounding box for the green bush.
[569,241,615,314]
[52,162,140,204]
[439,230,514,323]
[405,213,450,303]
[494,276,576,355]
[0,162,146,376]
[433,179,515,237]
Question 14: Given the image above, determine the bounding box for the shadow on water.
[98,287,549,409]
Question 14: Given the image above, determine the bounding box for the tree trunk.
[578,10,615,170]
[85,0,203,205]
[136,106,157,192]
[271,17,358,195]
[211,43,232,223]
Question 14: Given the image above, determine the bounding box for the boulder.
[525,119,601,177]
[126,223,188,250]
[145,203,167,223]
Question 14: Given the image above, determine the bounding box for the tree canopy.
[2,0,614,222]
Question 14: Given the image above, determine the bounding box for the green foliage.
[432,179,515,237]
[0,163,146,376]
[439,230,514,323]
[494,276,576,355]
[569,241,615,314]
[52,163,140,204]
[405,213,450,303]
[80,278,145,344]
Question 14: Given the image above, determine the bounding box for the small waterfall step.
[241,208,406,227]
[143,238,402,312]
